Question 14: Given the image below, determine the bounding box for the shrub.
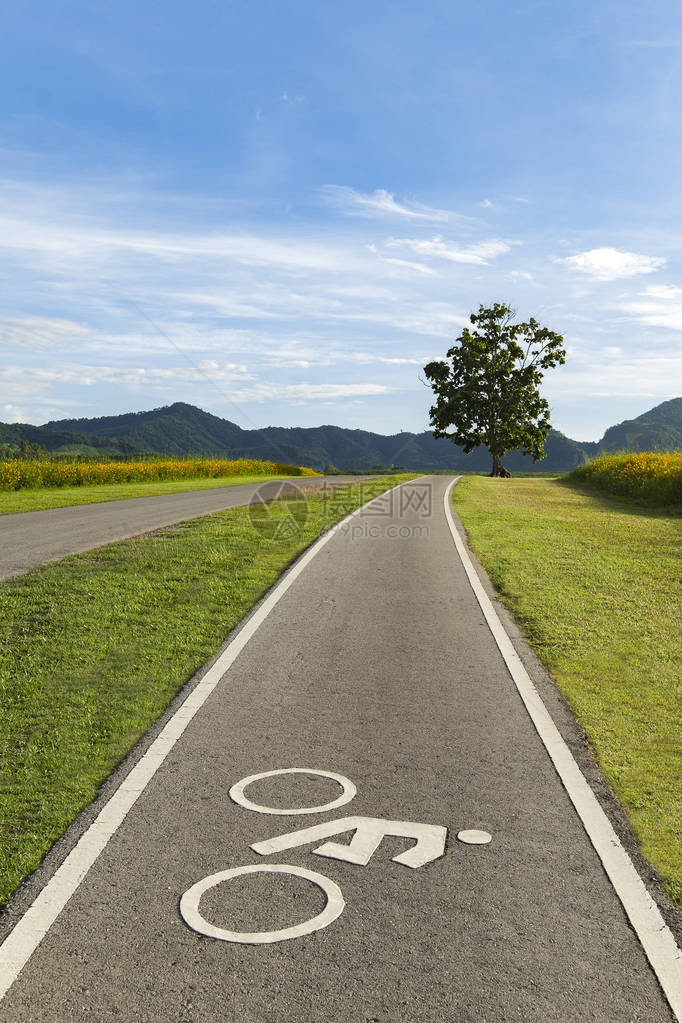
[568,452,682,507]
[0,457,320,491]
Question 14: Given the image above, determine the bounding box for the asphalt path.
[0,476,678,1021]
[0,475,364,581]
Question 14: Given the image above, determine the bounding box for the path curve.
[0,475,367,581]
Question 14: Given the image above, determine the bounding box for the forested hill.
[598,397,682,453]
[12,403,587,472]
[0,397,680,472]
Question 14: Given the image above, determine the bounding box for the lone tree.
[423,303,566,477]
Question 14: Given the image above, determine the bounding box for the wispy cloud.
[558,247,665,281]
[0,363,252,391]
[381,256,437,275]
[349,354,425,365]
[0,316,91,351]
[366,244,436,276]
[262,382,393,401]
[477,198,494,209]
[386,235,512,265]
[0,363,394,404]
[620,284,682,329]
[545,348,682,401]
[2,404,28,424]
[0,212,371,273]
[1,176,676,437]
[321,185,450,222]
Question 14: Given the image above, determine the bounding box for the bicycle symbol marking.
[179,864,345,945]
[179,767,491,945]
[251,816,447,868]
[228,767,357,816]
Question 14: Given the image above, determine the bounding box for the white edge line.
[0,476,420,1001]
[444,478,682,1019]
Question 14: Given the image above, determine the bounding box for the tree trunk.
[490,453,512,478]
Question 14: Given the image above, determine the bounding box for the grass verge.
[452,476,681,907]
[0,473,302,516]
[0,474,415,906]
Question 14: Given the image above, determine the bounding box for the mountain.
[41,404,244,457]
[32,402,585,472]
[598,397,682,453]
[1,398,680,472]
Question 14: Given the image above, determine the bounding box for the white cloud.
[381,256,436,275]
[0,363,253,396]
[2,403,28,423]
[545,350,682,400]
[170,283,466,336]
[0,212,375,275]
[620,284,682,330]
[349,353,424,365]
[387,235,511,265]
[260,348,426,369]
[321,186,450,222]
[197,359,251,375]
[366,244,436,276]
[558,247,665,281]
[477,199,494,209]
[256,382,393,402]
[0,185,485,354]
[4,176,676,438]
[0,316,91,351]
[0,363,395,406]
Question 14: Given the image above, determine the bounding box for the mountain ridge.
[1,397,680,472]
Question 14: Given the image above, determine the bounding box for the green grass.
[0,475,415,906]
[0,473,297,516]
[452,476,682,906]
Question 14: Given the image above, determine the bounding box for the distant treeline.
[0,440,48,460]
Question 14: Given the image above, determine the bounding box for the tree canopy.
[423,303,566,477]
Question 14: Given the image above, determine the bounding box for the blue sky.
[2,0,682,441]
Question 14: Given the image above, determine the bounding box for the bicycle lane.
[0,476,677,1022]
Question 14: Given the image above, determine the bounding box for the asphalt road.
[0,475,364,581]
[0,476,677,1021]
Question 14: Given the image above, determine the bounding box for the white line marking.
[228,767,357,816]
[0,477,419,1002]
[444,478,682,1019]
[179,863,345,944]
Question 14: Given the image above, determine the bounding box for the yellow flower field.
[0,457,320,491]
[569,451,682,505]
